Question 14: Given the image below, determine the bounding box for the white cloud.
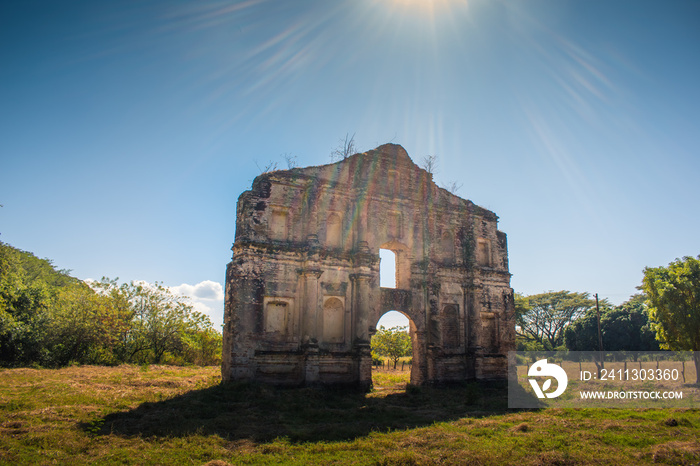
[170,280,225,328]
[170,280,224,301]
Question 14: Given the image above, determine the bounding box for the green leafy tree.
[131,282,190,363]
[0,243,56,365]
[49,283,126,365]
[0,244,128,367]
[0,242,222,367]
[514,293,547,351]
[371,325,411,369]
[182,325,223,366]
[601,294,658,354]
[564,294,659,355]
[641,256,700,383]
[91,278,221,365]
[89,278,142,363]
[516,291,595,350]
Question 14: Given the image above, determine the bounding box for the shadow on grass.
[85,381,510,443]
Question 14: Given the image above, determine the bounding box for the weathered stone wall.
[223,144,515,389]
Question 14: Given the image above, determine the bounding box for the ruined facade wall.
[223,144,515,388]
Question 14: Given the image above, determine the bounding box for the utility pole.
[595,293,604,375]
[596,293,603,352]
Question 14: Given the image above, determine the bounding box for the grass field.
[0,365,699,465]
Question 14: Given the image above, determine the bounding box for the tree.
[89,278,141,363]
[330,133,357,161]
[48,283,124,365]
[420,155,438,175]
[442,180,463,195]
[131,282,191,363]
[601,294,659,353]
[255,160,278,174]
[281,153,298,169]
[0,242,61,366]
[516,291,595,350]
[0,243,123,367]
[564,294,659,355]
[371,325,411,369]
[0,242,222,368]
[182,324,223,366]
[92,279,219,364]
[0,277,52,366]
[641,255,700,383]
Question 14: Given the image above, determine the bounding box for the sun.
[383,0,470,20]
[390,0,467,10]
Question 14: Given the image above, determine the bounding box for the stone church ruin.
[222,144,515,389]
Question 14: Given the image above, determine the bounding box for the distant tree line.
[515,291,659,353]
[516,255,700,383]
[0,242,221,368]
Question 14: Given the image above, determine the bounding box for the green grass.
[371,367,410,391]
[0,365,698,465]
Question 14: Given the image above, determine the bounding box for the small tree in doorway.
[371,325,411,369]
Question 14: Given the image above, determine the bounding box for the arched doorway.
[370,310,417,391]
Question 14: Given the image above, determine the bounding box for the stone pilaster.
[350,272,371,344]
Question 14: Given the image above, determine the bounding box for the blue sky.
[1,0,699,329]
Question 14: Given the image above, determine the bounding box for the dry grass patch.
[648,441,700,464]
[370,368,411,395]
[510,422,530,433]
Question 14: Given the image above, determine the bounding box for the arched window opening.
[379,248,397,288]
